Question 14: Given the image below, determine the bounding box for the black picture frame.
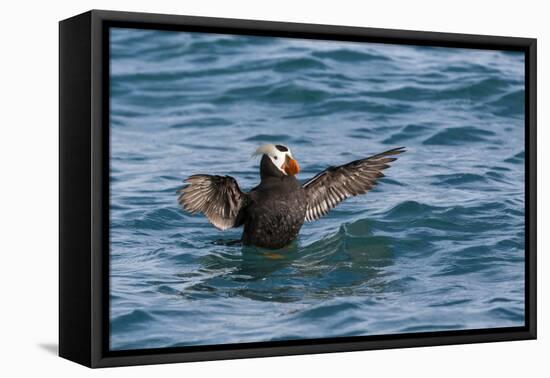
[59,9,537,368]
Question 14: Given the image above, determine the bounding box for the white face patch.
[253,144,293,174]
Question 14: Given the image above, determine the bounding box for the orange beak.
[283,155,300,176]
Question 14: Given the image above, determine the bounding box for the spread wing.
[177,174,247,230]
[303,147,405,222]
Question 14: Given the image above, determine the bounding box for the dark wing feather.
[303,147,405,221]
[177,174,247,230]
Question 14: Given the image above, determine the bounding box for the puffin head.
[254,144,300,177]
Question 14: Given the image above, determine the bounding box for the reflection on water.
[195,221,395,301]
[109,28,525,350]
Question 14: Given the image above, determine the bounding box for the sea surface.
[109,27,526,350]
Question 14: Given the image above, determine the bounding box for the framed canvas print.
[59,10,536,368]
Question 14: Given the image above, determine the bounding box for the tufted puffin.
[177,144,405,249]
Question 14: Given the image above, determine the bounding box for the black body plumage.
[241,155,307,248]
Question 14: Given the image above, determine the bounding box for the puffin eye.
[273,156,278,160]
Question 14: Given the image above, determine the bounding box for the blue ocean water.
[109,28,525,351]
